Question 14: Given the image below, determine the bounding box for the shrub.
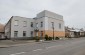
[35,36,40,42]
[55,37,59,40]
[45,34,49,40]
[68,37,72,38]
[48,37,53,40]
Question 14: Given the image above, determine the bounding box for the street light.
[52,22,54,40]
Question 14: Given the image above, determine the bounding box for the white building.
[5,10,65,39]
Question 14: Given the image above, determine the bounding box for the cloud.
[0,0,85,28]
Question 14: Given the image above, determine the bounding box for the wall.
[11,16,34,38]
[5,18,11,39]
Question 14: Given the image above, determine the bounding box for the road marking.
[33,49,42,51]
[10,52,26,55]
[46,46,57,49]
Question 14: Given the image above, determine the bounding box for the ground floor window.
[14,31,18,37]
[31,31,33,37]
[23,31,26,37]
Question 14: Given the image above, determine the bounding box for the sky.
[0,0,85,28]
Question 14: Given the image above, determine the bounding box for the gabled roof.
[70,29,80,32]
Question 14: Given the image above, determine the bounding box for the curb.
[0,45,10,48]
[0,41,36,48]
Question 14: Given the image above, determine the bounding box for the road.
[0,37,85,55]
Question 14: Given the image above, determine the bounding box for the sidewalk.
[0,38,71,48]
[0,40,35,48]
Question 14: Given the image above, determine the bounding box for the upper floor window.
[59,23,61,29]
[31,22,33,27]
[14,20,18,26]
[41,22,43,27]
[51,22,54,29]
[23,21,27,27]
[23,31,26,37]
[36,23,38,28]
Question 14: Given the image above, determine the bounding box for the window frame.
[31,22,33,27]
[23,31,26,37]
[23,21,27,27]
[41,22,43,27]
[41,31,43,37]
[59,23,61,29]
[14,31,18,37]
[51,22,54,29]
[14,20,18,26]
[31,31,33,37]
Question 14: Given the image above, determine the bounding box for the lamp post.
[53,27,54,40]
[52,22,54,40]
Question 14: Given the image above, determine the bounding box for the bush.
[48,37,53,40]
[45,34,49,40]
[35,36,40,42]
[55,37,59,40]
[68,37,72,38]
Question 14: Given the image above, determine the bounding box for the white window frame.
[41,22,43,27]
[23,21,27,27]
[14,20,18,26]
[14,31,18,37]
[31,31,33,37]
[31,22,33,27]
[59,23,61,29]
[23,31,26,37]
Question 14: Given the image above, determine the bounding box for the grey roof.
[37,10,63,20]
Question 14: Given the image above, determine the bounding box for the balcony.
[34,27,39,32]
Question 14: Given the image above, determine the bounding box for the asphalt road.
[0,37,85,55]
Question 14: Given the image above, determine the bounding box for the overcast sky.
[0,0,85,28]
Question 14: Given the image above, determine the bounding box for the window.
[59,23,61,29]
[31,31,33,37]
[14,31,18,37]
[23,31,26,37]
[36,23,38,28]
[23,21,27,27]
[14,20,18,26]
[51,22,54,28]
[31,22,33,27]
[41,22,43,27]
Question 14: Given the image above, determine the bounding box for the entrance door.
[36,32,38,36]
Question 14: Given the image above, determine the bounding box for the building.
[5,10,65,40]
[65,26,85,38]
[65,26,70,38]
[69,29,80,38]
[0,23,5,39]
[79,29,85,37]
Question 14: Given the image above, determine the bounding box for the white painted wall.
[11,16,34,38]
[36,10,65,31]
[47,17,65,31]
[5,10,65,39]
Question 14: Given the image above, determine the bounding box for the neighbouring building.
[79,29,85,37]
[0,23,5,39]
[69,29,80,38]
[65,26,85,38]
[5,10,65,40]
[65,26,70,38]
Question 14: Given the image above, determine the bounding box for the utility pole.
[53,26,54,40]
[52,22,54,40]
